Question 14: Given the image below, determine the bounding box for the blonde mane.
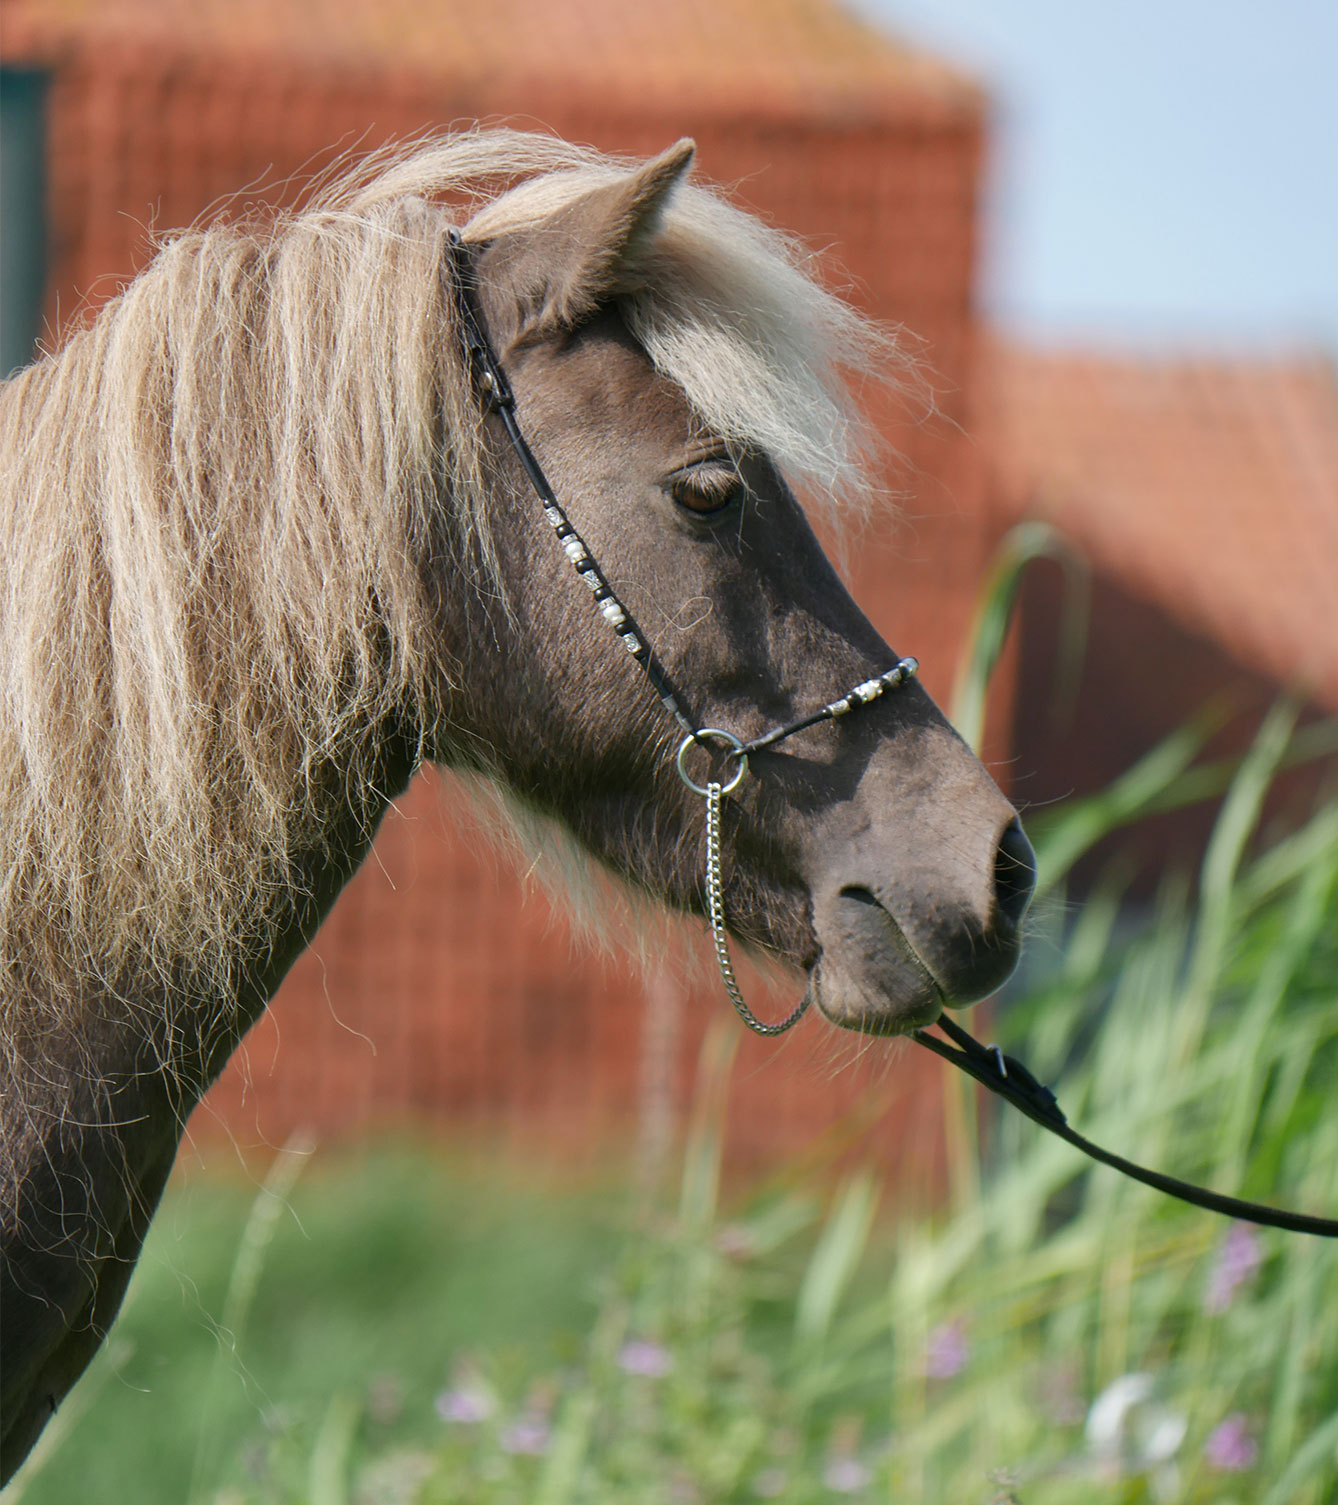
[0,129,908,1024]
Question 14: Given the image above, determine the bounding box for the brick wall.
[4,1,1005,1184]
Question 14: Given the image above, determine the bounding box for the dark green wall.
[1,68,49,377]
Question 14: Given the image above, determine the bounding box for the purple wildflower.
[923,1319,969,1379]
[1038,1359,1086,1425]
[435,1384,494,1424]
[716,1223,755,1260]
[242,1441,270,1481]
[366,1372,403,1426]
[1203,1414,1258,1472]
[618,1339,674,1377]
[1204,1223,1263,1314]
[499,1413,551,1455]
[822,1455,872,1493]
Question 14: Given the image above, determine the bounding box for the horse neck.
[0,715,419,1467]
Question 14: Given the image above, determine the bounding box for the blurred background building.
[2,0,1335,1182]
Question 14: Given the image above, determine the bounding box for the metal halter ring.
[676,729,748,796]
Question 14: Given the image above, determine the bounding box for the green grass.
[14,762,1338,1503]
[11,526,1338,1503]
[8,1154,621,1505]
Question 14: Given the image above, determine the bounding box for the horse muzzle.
[807,813,1036,1035]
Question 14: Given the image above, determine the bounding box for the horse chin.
[807,887,945,1037]
[809,963,944,1037]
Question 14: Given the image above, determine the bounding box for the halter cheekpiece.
[444,232,1336,1237]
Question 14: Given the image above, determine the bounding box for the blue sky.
[853,0,1338,353]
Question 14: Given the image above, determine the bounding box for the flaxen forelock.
[0,128,911,1024]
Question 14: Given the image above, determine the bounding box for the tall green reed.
[346,522,1338,1502]
[25,523,1335,1505]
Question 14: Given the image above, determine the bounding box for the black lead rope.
[915,1014,1338,1237]
[446,233,1335,1238]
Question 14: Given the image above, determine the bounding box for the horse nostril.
[993,818,1036,931]
[836,885,881,912]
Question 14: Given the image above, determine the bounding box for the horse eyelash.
[670,464,745,513]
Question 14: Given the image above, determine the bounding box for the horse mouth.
[808,886,946,1036]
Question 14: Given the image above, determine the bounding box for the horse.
[0,130,1034,1477]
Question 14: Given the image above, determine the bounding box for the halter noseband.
[445,233,1336,1237]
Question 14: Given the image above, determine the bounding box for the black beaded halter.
[445,233,1337,1237]
[446,230,918,1034]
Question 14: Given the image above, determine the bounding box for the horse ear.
[485,139,695,341]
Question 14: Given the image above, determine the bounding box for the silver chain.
[674,682,913,1039]
[703,779,811,1036]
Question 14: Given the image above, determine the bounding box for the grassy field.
[11,712,1338,1505]
[9,533,1338,1504]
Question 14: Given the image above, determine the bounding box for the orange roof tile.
[983,342,1338,711]
[1,0,980,123]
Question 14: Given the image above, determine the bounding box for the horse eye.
[670,465,745,516]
